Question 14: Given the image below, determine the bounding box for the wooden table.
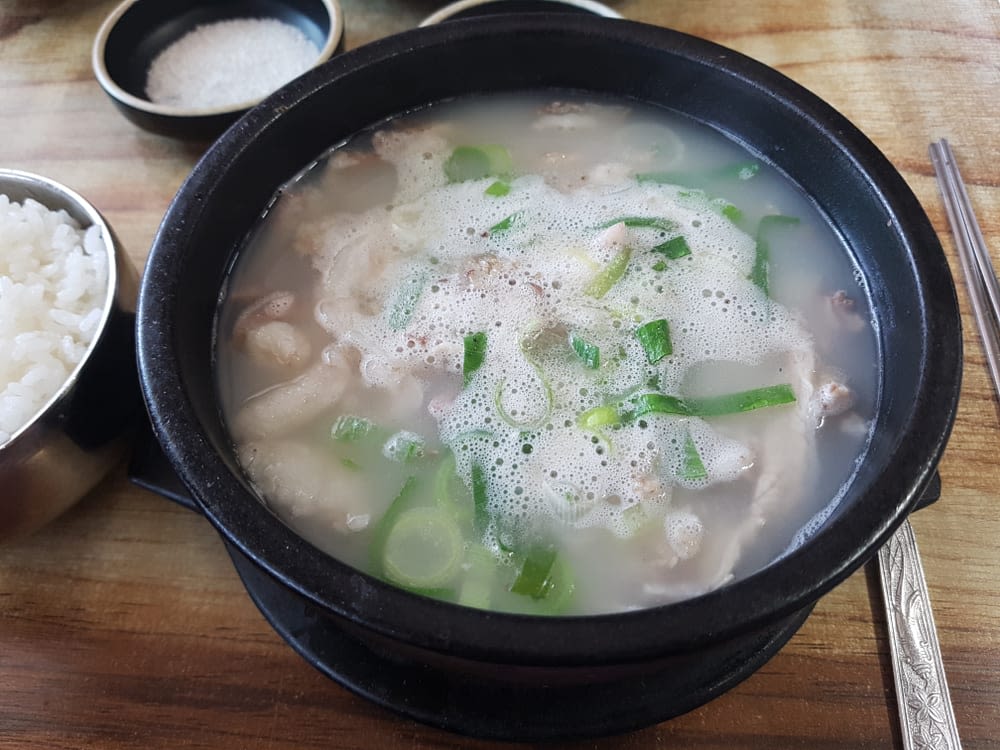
[2,1,998,747]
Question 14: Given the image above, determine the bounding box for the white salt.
[146,18,320,111]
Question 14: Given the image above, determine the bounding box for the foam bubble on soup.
[215,95,877,615]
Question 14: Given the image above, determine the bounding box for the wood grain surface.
[2,1,999,747]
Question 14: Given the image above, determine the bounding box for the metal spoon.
[877,521,962,749]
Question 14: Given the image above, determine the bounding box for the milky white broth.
[215,94,877,615]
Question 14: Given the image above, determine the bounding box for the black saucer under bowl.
[225,542,812,741]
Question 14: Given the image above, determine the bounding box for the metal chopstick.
[930,138,1000,401]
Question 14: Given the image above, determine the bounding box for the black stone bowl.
[135,15,962,740]
[91,0,344,140]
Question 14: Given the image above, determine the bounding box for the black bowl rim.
[137,14,961,666]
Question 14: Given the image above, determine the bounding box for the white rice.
[0,193,108,445]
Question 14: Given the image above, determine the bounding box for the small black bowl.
[92,0,344,140]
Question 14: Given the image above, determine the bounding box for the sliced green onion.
[445,146,491,182]
[533,554,574,613]
[450,428,495,447]
[721,203,743,223]
[331,415,373,441]
[679,431,708,481]
[576,403,620,451]
[510,544,558,599]
[369,477,421,573]
[685,383,796,416]
[596,216,676,233]
[634,319,672,363]
[470,461,490,535]
[750,214,800,296]
[459,544,496,610]
[444,145,513,183]
[387,273,426,330]
[570,333,600,369]
[635,171,675,185]
[626,392,691,420]
[381,506,464,590]
[340,457,360,471]
[433,453,456,501]
[485,180,510,197]
[434,452,474,526]
[382,431,426,462]
[492,331,555,429]
[506,544,575,612]
[585,383,796,430]
[577,404,621,431]
[489,211,521,235]
[583,247,632,298]
[615,501,659,538]
[651,235,691,260]
[635,161,760,186]
[651,260,667,272]
[493,514,521,555]
[494,376,553,430]
[463,331,487,387]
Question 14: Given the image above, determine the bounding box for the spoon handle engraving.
[877,520,962,750]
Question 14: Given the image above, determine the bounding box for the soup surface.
[216,94,877,615]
